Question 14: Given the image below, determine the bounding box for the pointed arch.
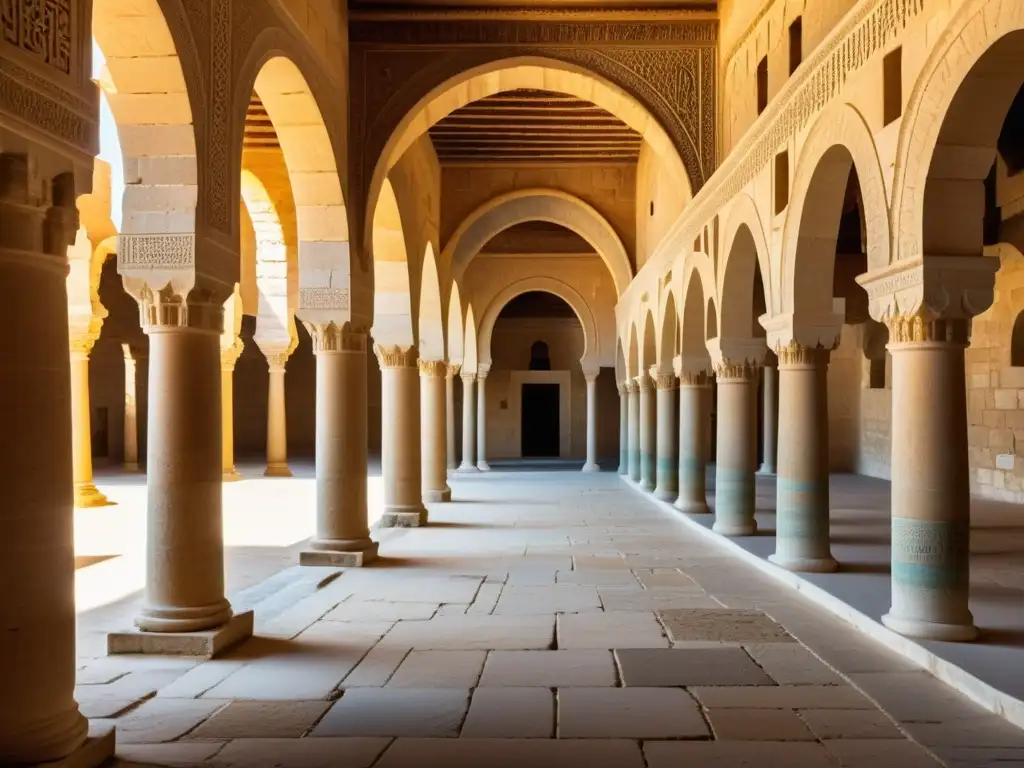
[447,282,464,365]
[371,178,414,346]
[658,291,678,373]
[444,189,633,297]
[627,322,640,379]
[641,310,657,373]
[418,243,444,361]
[720,194,771,342]
[463,303,479,374]
[681,264,710,368]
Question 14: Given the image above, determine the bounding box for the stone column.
[617,383,629,475]
[770,343,837,572]
[627,379,640,482]
[420,359,451,502]
[107,293,252,654]
[476,366,491,471]
[300,324,377,566]
[713,361,759,536]
[582,369,601,472]
[638,372,656,492]
[70,332,111,507]
[446,364,459,471]
[264,351,292,477]
[653,373,678,500]
[377,344,428,527]
[676,372,710,514]
[220,341,243,482]
[759,355,779,474]
[123,344,144,472]
[882,316,977,641]
[459,372,478,472]
[0,157,100,763]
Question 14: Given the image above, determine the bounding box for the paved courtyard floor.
[76,468,1024,767]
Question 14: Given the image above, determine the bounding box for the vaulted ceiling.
[428,89,642,165]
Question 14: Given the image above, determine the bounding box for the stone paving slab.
[556,612,669,649]
[706,707,817,741]
[373,737,646,768]
[461,688,554,737]
[745,643,844,685]
[643,740,837,767]
[211,737,392,767]
[187,700,330,738]
[312,688,470,737]
[387,650,486,687]
[492,585,603,615]
[378,614,556,650]
[557,687,709,738]
[108,697,229,744]
[478,649,618,687]
[658,608,795,643]
[798,708,904,740]
[615,648,776,687]
[821,739,943,767]
[691,685,875,709]
[322,601,440,623]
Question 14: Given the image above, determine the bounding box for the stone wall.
[636,142,691,271]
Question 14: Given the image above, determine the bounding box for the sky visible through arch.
[93,39,124,231]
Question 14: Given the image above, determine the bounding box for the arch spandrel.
[444,189,633,298]
[477,277,600,371]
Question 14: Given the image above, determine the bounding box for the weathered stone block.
[108,611,253,658]
[300,542,379,567]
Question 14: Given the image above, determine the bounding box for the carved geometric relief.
[1,0,73,75]
[117,233,196,270]
[299,288,350,311]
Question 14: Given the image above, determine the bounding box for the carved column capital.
[885,315,970,346]
[476,363,491,381]
[713,359,759,382]
[304,321,368,353]
[634,373,653,392]
[774,340,833,368]
[265,351,289,373]
[136,289,225,334]
[374,343,418,369]
[678,370,710,387]
[418,359,447,378]
[617,382,627,395]
[624,379,639,394]
[653,373,676,390]
[461,371,477,384]
[447,362,462,378]
[221,339,244,371]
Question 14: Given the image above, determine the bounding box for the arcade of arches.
[8,0,1024,764]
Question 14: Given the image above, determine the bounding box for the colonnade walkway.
[75,469,1023,767]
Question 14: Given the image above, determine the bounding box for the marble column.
[459,372,478,472]
[638,372,656,492]
[446,364,459,471]
[882,316,977,642]
[476,366,491,471]
[220,342,243,482]
[583,369,601,473]
[653,373,678,501]
[111,295,251,651]
[627,379,640,482]
[300,324,377,566]
[420,359,451,502]
[264,351,292,477]
[70,333,111,507]
[759,355,779,474]
[713,361,759,536]
[0,160,98,763]
[617,383,629,475]
[377,344,428,527]
[770,343,837,572]
[122,344,144,472]
[676,372,710,514]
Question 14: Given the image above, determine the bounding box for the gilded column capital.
[713,359,759,382]
[447,362,462,378]
[678,370,709,387]
[653,373,676,390]
[304,321,367,354]
[374,343,418,369]
[70,324,102,360]
[774,340,832,368]
[418,359,447,378]
[265,351,289,373]
[885,314,970,346]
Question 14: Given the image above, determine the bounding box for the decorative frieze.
[304,321,367,354]
[885,314,970,346]
[418,359,447,378]
[299,288,349,311]
[713,360,758,382]
[374,343,418,369]
[1,0,73,75]
[117,234,195,270]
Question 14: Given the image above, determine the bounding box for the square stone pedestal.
[107,610,253,659]
[40,723,115,768]
[300,541,379,567]
[380,509,428,528]
[423,488,452,503]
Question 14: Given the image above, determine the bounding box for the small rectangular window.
[774,150,789,215]
[883,47,903,125]
[757,56,769,114]
[789,17,803,75]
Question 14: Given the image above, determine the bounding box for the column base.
[758,464,776,475]
[712,520,758,536]
[653,487,678,502]
[639,479,656,493]
[223,469,244,482]
[424,487,452,503]
[381,506,428,528]
[881,612,979,642]
[73,483,114,509]
[674,498,711,515]
[617,465,628,476]
[264,463,293,478]
[301,540,379,567]
[768,553,839,573]
[582,462,601,473]
[30,722,115,768]
[123,462,140,473]
[477,461,491,471]
[458,464,480,473]
[108,610,253,658]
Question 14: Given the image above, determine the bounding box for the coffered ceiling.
[428,89,641,165]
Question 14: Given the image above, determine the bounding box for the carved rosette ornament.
[304,322,368,354]
[374,344,418,369]
[418,359,447,378]
[713,360,758,382]
[774,341,832,368]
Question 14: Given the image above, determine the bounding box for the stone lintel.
[39,723,115,768]
[380,509,429,528]
[300,541,380,567]
[107,610,253,659]
[673,353,711,379]
[855,255,999,324]
[760,300,845,352]
[705,336,766,370]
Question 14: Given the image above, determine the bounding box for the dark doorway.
[522,383,560,457]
